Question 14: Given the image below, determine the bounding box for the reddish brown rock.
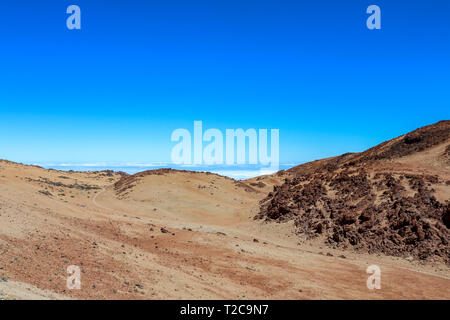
[257,121,450,264]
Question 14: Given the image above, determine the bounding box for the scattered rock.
[160,227,170,234]
[135,284,144,290]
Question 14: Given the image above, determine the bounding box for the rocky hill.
[257,121,450,263]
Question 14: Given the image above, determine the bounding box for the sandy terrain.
[0,157,449,300]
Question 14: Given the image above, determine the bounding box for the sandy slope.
[0,160,448,300]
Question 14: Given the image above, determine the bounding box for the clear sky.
[0,0,449,164]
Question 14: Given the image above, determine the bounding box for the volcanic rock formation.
[257,121,450,263]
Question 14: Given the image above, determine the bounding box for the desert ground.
[0,121,449,300]
[0,164,448,300]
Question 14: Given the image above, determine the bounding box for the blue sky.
[0,0,449,164]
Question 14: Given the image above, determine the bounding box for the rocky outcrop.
[257,121,450,263]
